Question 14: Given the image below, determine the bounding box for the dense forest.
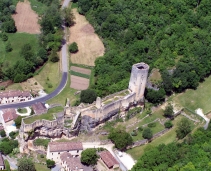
[77,0,211,98]
[0,0,62,82]
[131,124,211,170]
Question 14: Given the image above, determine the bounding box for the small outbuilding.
[99,151,119,169]
[32,102,48,115]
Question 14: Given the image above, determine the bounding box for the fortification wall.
[21,115,64,133]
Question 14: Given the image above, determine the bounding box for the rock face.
[18,112,81,153]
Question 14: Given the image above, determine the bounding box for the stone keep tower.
[128,62,149,101]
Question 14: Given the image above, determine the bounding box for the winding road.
[0,0,71,110]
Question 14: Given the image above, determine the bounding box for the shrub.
[0,130,6,137]
[2,34,8,41]
[47,83,53,88]
[138,126,143,132]
[148,122,156,128]
[5,42,12,52]
[142,128,153,140]
[164,120,173,128]
[9,131,17,139]
[34,82,37,85]
[80,89,97,104]
[131,130,137,136]
[69,42,78,53]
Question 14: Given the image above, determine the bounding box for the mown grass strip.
[70,70,90,79]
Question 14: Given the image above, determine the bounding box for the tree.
[49,51,59,62]
[142,128,153,140]
[164,120,173,128]
[69,42,78,53]
[9,131,17,139]
[108,128,133,150]
[18,158,36,171]
[46,159,55,168]
[81,148,98,166]
[176,118,191,139]
[0,130,6,137]
[145,88,166,104]
[62,7,75,27]
[163,103,174,118]
[80,89,97,104]
[14,116,23,129]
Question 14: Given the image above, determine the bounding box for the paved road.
[0,0,72,110]
[3,155,18,170]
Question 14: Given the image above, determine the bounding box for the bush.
[80,89,97,104]
[148,122,156,128]
[5,42,12,52]
[9,131,17,139]
[46,159,55,168]
[142,128,153,140]
[14,116,24,129]
[164,120,173,128]
[69,42,78,53]
[2,34,8,41]
[0,130,6,137]
[47,83,53,88]
[131,130,137,136]
[49,52,59,62]
[138,126,143,132]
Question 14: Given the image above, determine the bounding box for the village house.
[0,90,31,104]
[47,142,83,162]
[32,102,48,115]
[59,152,83,171]
[99,151,119,169]
[0,108,18,135]
[0,153,5,170]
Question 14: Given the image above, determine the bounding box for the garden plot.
[70,75,89,90]
[12,1,40,34]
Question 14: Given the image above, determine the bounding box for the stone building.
[99,151,119,169]
[128,62,149,101]
[32,102,48,115]
[60,152,83,171]
[0,153,5,170]
[47,142,83,162]
[0,90,31,104]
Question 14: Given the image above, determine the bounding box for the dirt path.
[12,1,41,34]
[69,9,105,66]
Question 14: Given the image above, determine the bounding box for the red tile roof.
[49,142,83,152]
[2,108,18,123]
[0,90,30,98]
[99,151,119,169]
[32,102,47,113]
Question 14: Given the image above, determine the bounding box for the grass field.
[35,163,50,171]
[24,106,63,124]
[173,75,211,113]
[29,0,48,16]
[127,115,200,160]
[47,73,79,106]
[0,33,39,70]
[6,83,22,91]
[35,62,61,93]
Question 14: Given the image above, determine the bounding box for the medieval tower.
[128,62,149,101]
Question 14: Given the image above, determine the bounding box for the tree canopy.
[108,127,133,150]
[81,148,98,166]
[176,118,192,139]
[18,158,36,171]
[131,124,211,171]
[80,89,97,104]
[77,0,211,98]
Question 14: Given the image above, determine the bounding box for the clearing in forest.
[69,9,105,66]
[12,1,40,34]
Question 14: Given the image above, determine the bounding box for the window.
[77,150,79,153]
[52,153,53,155]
